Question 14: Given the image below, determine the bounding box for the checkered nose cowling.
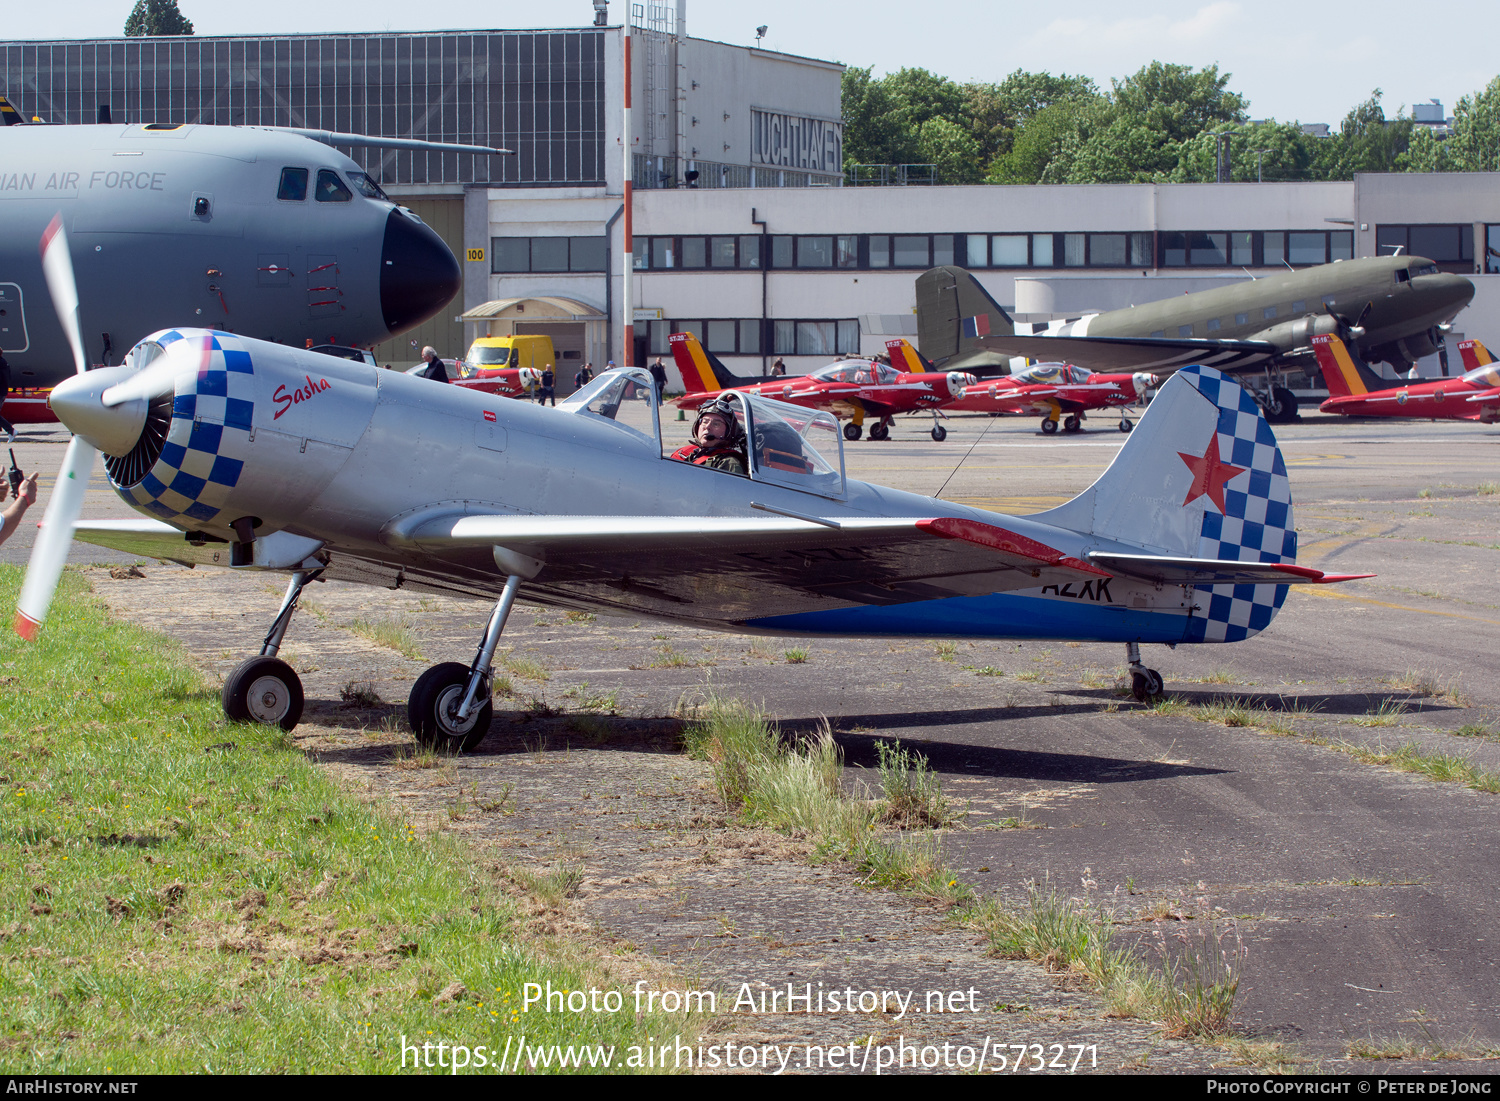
[1176,366,1297,644]
[112,329,254,532]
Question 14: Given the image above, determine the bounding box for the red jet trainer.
[945,362,1154,434]
[451,362,543,400]
[670,332,973,441]
[1312,333,1500,423]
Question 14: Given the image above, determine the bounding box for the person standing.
[418,346,448,383]
[539,364,555,406]
[771,357,787,378]
[649,356,668,405]
[574,364,590,393]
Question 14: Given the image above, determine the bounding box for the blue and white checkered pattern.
[1177,366,1296,644]
[115,330,254,528]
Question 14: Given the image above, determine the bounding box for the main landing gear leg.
[408,574,521,752]
[1125,640,1164,703]
[222,568,322,732]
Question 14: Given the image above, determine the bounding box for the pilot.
[671,396,748,476]
[0,465,37,548]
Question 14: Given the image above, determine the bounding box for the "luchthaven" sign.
[752,110,842,173]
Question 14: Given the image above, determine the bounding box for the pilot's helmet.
[693,395,746,448]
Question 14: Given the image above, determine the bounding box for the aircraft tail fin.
[915,266,1014,364]
[668,331,753,394]
[885,338,933,373]
[1310,333,1386,398]
[1033,366,1298,642]
[1458,338,1496,372]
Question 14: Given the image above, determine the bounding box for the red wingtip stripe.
[13,611,39,641]
[916,516,1111,576]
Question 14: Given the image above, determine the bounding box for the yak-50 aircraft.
[0,97,499,384]
[17,220,1370,747]
[946,362,1153,434]
[671,332,973,440]
[1311,333,1500,421]
[916,259,1475,423]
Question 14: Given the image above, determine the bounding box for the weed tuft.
[348,615,423,660]
[783,648,809,664]
[875,739,957,828]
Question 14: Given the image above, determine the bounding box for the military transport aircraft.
[671,332,974,440]
[915,259,1475,423]
[0,100,497,385]
[945,362,1153,434]
[1311,333,1500,422]
[15,218,1371,748]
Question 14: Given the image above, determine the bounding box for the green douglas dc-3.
[917,257,1475,422]
[0,94,503,385]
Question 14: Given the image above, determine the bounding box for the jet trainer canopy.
[808,360,899,386]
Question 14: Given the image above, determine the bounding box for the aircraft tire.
[1264,387,1299,424]
[869,423,890,441]
[930,425,947,442]
[222,656,304,732]
[1131,669,1165,703]
[1064,415,1081,433]
[1040,418,1059,435]
[1119,418,1133,433]
[408,662,492,753]
[843,423,862,441]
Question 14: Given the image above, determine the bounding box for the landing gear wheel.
[1131,669,1165,703]
[1263,387,1299,424]
[843,423,862,441]
[1064,415,1081,433]
[869,423,890,441]
[930,425,947,441]
[222,656,304,732]
[1040,418,1059,435]
[1119,418,1133,433]
[408,661,493,753]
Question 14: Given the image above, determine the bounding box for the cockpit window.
[344,170,388,201]
[1412,263,1439,277]
[744,397,845,499]
[1461,364,1500,388]
[277,167,308,202]
[557,368,662,452]
[314,169,352,203]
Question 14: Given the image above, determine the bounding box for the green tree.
[1110,61,1247,146]
[1171,120,1317,182]
[883,67,966,144]
[984,94,1107,184]
[917,116,984,184]
[963,70,1098,164]
[1435,77,1500,172]
[124,0,194,36]
[1314,90,1412,179]
[840,66,918,169]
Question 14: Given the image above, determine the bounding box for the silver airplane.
[0,103,494,384]
[16,223,1370,746]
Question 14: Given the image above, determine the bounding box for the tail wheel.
[223,656,304,732]
[1131,669,1164,703]
[842,423,862,441]
[1040,418,1059,435]
[408,662,492,753]
[930,425,947,442]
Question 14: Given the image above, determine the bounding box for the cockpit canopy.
[808,360,899,386]
[1462,363,1500,388]
[1015,362,1090,385]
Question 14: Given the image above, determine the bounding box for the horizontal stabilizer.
[1088,552,1372,586]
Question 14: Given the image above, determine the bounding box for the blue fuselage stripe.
[744,591,1193,643]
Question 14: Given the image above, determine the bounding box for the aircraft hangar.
[3,1,1497,382]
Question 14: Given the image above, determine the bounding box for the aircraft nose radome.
[380,208,461,336]
[48,366,148,457]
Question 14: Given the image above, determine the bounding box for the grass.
[1350,699,1409,728]
[875,739,957,828]
[561,683,619,714]
[1478,482,1500,496]
[0,567,678,1073]
[1454,721,1499,742]
[681,697,966,903]
[783,648,809,664]
[500,650,551,683]
[966,885,1243,1039]
[339,680,383,708]
[1337,740,1500,793]
[972,666,1006,677]
[934,641,958,662]
[347,615,423,660]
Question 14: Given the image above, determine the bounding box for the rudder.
[915,266,1014,365]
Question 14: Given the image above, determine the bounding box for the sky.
[5,0,1498,127]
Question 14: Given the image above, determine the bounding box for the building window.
[798,236,834,268]
[491,236,608,274]
[836,235,859,269]
[1379,224,1473,272]
[711,237,737,268]
[893,236,930,267]
[767,318,860,356]
[681,237,707,268]
[740,236,763,269]
[1230,232,1253,266]
[1089,234,1126,266]
[991,235,1029,266]
[933,235,955,266]
[966,234,988,266]
[868,235,890,268]
[1064,233,1086,267]
[1032,233,1054,267]
[653,237,675,269]
[771,236,794,268]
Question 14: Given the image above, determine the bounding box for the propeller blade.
[14,437,97,639]
[102,332,210,407]
[40,214,87,377]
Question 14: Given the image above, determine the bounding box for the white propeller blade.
[16,214,96,640]
[14,437,96,640]
[40,214,87,377]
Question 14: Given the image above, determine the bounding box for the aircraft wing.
[73,518,231,568]
[976,334,1278,375]
[1089,553,1372,586]
[392,512,1113,619]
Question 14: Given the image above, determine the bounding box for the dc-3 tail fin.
[1310,333,1387,398]
[1457,338,1497,372]
[668,331,754,394]
[1034,365,1367,643]
[885,338,933,373]
[915,265,1015,365]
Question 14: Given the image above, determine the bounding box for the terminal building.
[3,3,1496,381]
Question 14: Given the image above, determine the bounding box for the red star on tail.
[1178,435,1247,513]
